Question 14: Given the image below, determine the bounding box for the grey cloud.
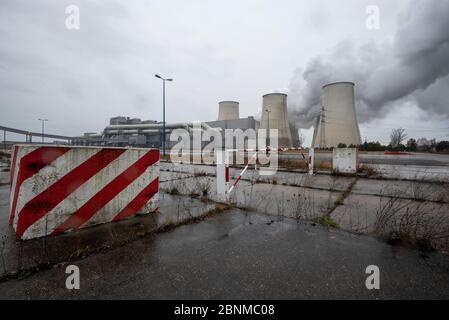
[1,0,446,142]
[413,76,449,117]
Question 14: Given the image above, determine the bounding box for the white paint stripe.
[10,146,39,221]
[14,148,100,228]
[22,149,147,239]
[9,146,17,186]
[81,161,159,227]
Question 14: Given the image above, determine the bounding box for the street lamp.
[38,118,48,144]
[155,74,173,157]
[265,108,271,148]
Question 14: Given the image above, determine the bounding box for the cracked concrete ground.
[1,157,449,299]
[160,163,449,250]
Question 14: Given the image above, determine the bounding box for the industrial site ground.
[1,152,449,299]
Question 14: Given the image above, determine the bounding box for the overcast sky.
[1,0,448,146]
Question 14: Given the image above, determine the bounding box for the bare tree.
[390,128,408,148]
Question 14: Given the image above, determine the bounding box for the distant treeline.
[353,139,449,152]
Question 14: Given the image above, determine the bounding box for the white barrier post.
[308,148,315,175]
[332,147,358,174]
[216,150,229,199]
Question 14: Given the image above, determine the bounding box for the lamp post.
[38,118,48,144]
[155,74,173,157]
[265,108,271,148]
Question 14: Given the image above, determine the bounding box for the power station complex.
[73,82,361,148]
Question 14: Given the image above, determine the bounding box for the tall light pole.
[155,74,173,157]
[265,108,271,148]
[38,118,48,144]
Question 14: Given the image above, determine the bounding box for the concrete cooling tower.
[218,101,240,120]
[260,93,293,147]
[312,82,362,148]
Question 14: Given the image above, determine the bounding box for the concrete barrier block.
[333,148,359,174]
[9,144,159,240]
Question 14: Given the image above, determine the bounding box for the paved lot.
[1,209,448,299]
[0,179,222,275]
[1,154,448,299]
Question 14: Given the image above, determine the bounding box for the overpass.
[0,125,86,147]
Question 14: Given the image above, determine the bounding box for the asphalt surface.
[1,209,448,299]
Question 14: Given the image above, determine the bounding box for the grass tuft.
[312,215,340,229]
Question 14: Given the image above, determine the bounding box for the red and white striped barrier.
[9,145,159,240]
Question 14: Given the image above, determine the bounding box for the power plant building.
[73,94,300,148]
[312,82,362,148]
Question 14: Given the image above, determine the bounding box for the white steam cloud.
[288,0,449,128]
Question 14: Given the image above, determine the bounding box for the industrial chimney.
[260,93,293,147]
[218,101,240,120]
[312,82,362,148]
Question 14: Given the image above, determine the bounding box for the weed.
[315,160,333,170]
[69,246,90,260]
[193,170,208,177]
[1,235,6,273]
[195,178,211,198]
[334,194,345,206]
[360,165,377,177]
[167,186,180,195]
[434,191,447,204]
[374,190,449,252]
[312,215,340,229]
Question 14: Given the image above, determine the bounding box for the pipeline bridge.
[0,125,88,149]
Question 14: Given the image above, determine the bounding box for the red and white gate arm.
[216,147,313,196]
[9,145,160,240]
[227,151,258,194]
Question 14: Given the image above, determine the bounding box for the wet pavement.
[0,209,448,299]
[1,154,449,299]
[0,180,222,276]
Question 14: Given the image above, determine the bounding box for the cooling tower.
[312,82,362,148]
[218,101,240,120]
[260,93,293,147]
